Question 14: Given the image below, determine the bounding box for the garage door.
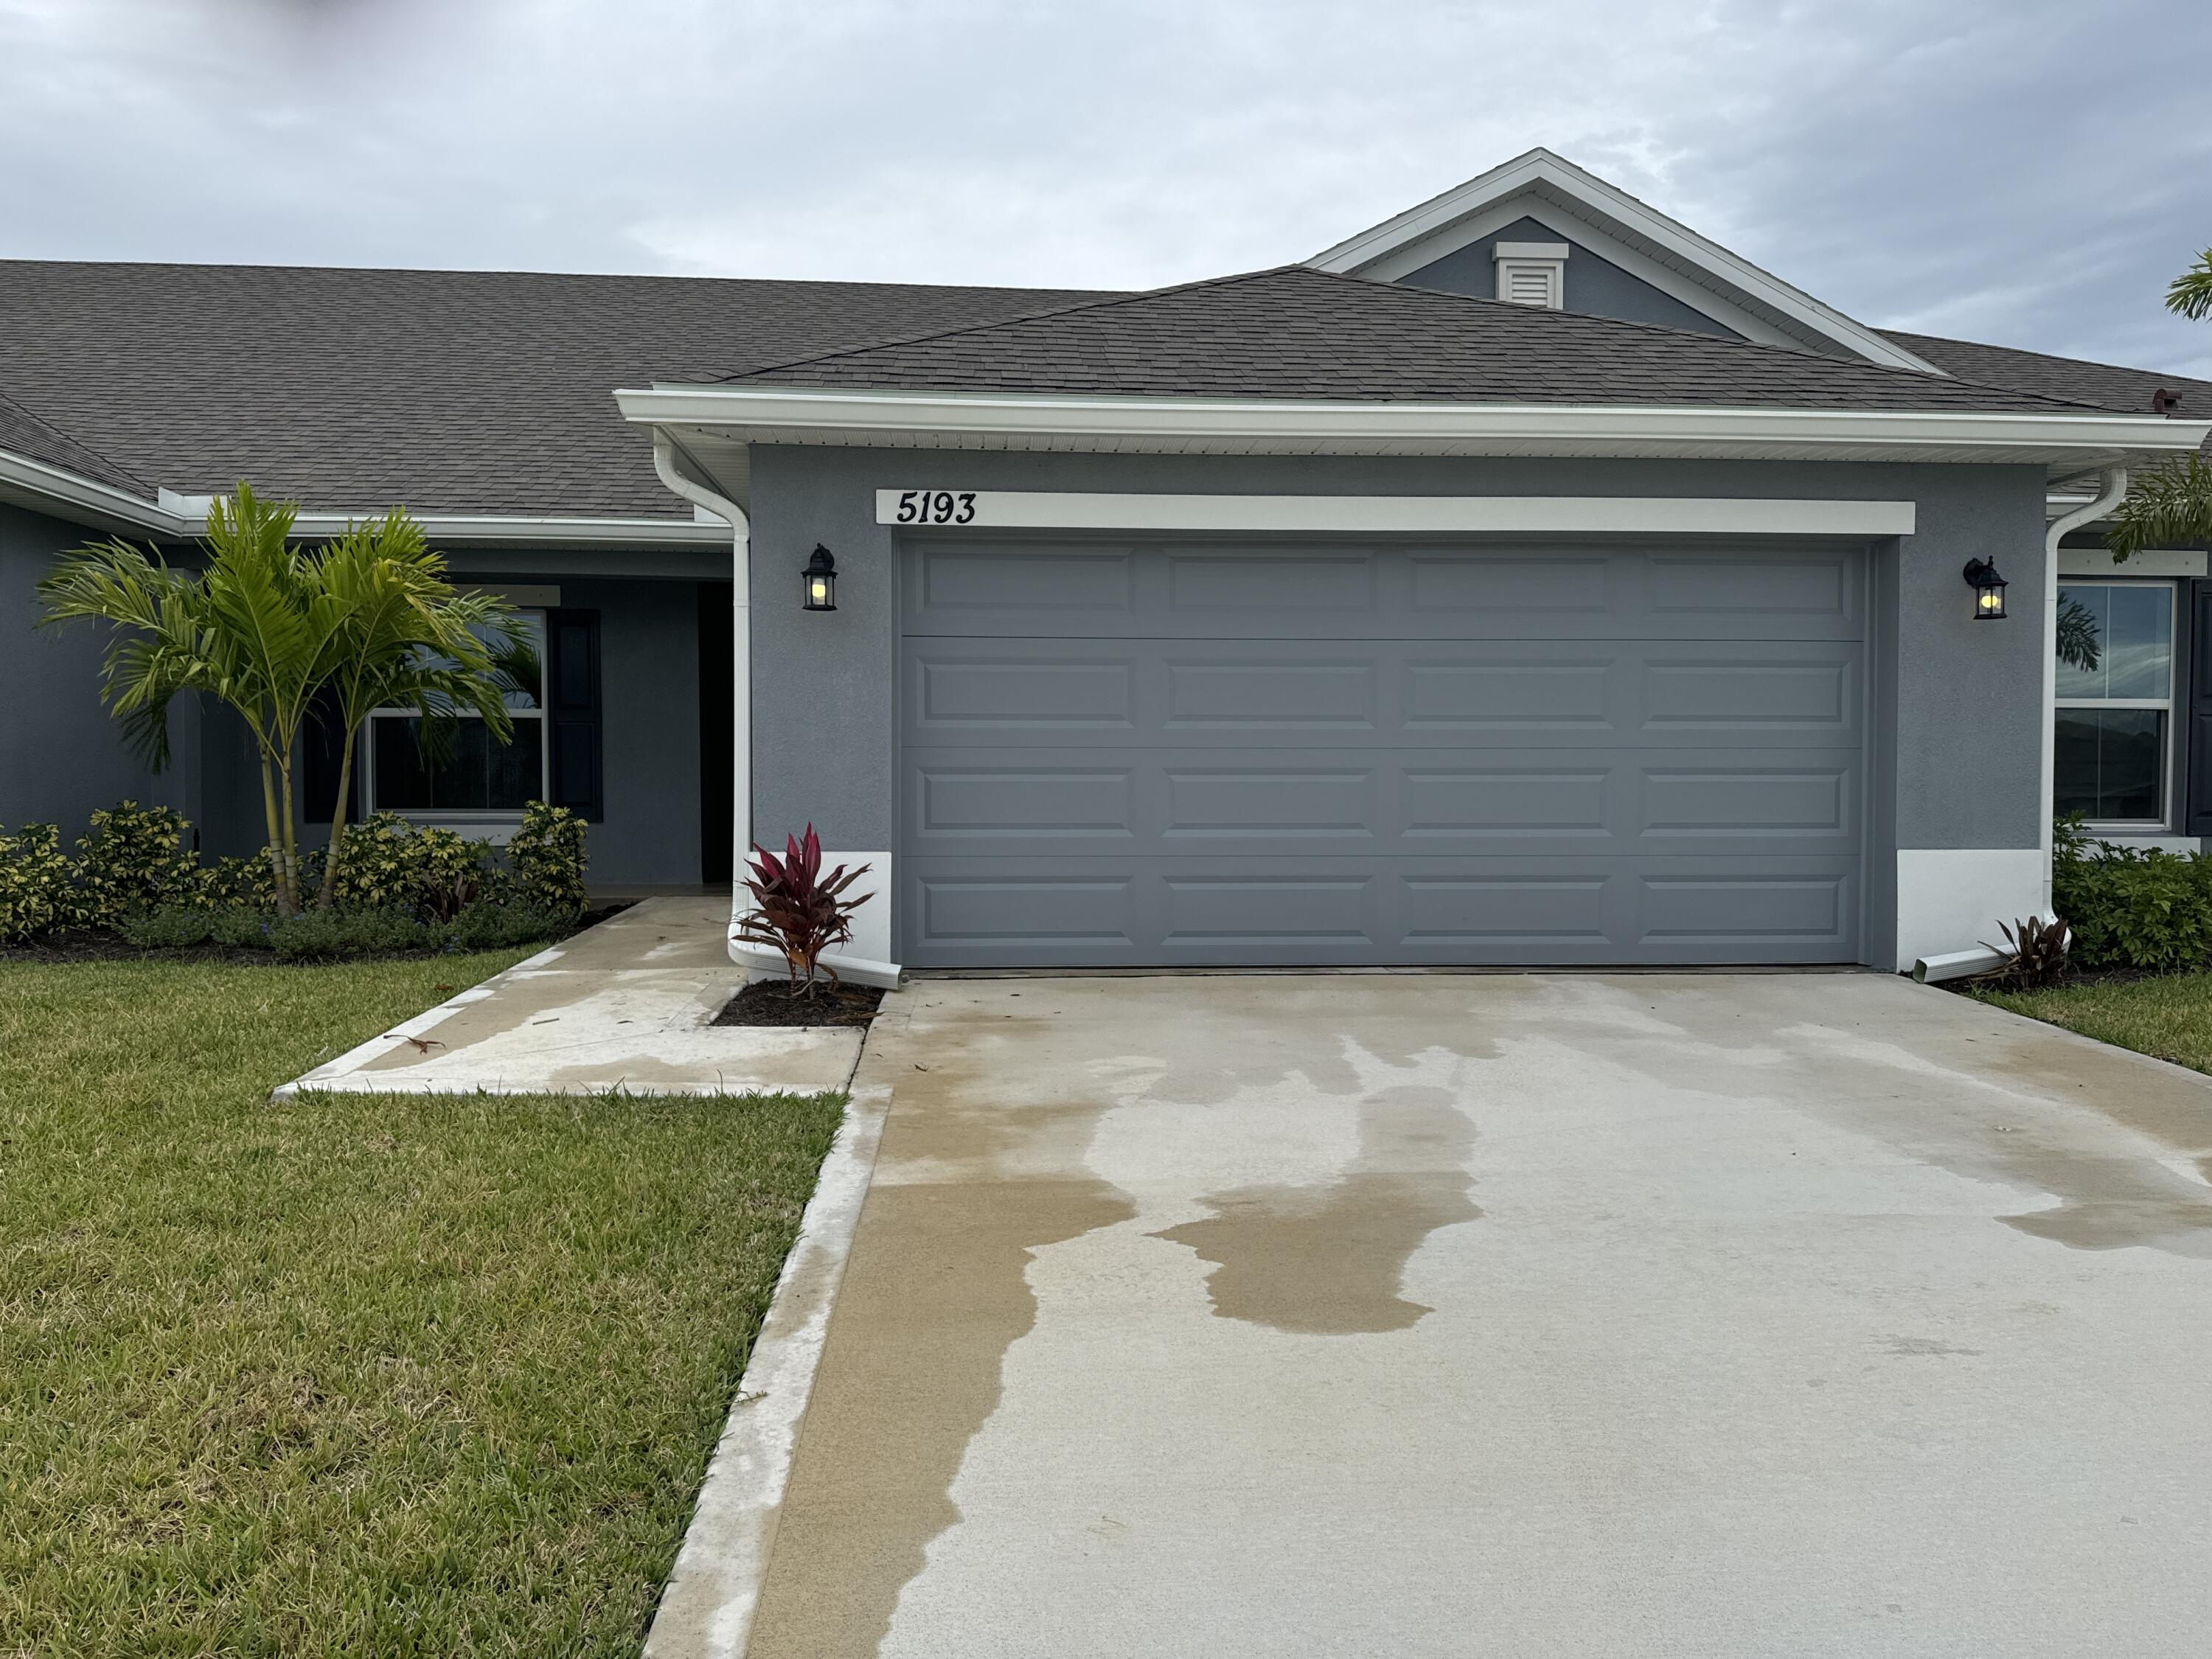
[897,538,1865,968]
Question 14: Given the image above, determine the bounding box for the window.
[364,613,546,818]
[2054,582,2176,825]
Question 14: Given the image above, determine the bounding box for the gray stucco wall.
[1397,215,1745,341]
[1,503,200,834]
[553,574,705,886]
[745,445,2052,961]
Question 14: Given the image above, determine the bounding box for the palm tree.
[37,484,522,915]
[307,509,522,907]
[2108,250,2212,558]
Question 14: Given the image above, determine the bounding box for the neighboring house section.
[0,266,1101,886]
[5,147,2210,968]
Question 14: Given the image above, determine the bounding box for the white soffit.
[1306,147,1944,375]
[872,489,1916,538]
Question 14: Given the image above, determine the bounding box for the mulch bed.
[714,980,885,1029]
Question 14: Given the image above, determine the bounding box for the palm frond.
[2105,455,2212,561]
[2167,251,2212,322]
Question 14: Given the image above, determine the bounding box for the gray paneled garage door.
[897,538,1865,967]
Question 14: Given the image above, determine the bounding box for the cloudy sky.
[4,0,2211,376]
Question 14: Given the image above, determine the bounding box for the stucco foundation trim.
[1893,847,2044,973]
[641,1080,892,1659]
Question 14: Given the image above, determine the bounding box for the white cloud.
[1,0,2209,372]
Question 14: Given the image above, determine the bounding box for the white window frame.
[2054,577,2181,832]
[360,608,550,831]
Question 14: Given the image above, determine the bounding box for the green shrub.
[268,906,428,960]
[0,824,74,943]
[2054,815,2212,970]
[504,802,589,917]
[117,907,218,949]
[211,908,277,948]
[72,801,199,928]
[442,900,571,953]
[327,813,490,919]
[192,853,278,912]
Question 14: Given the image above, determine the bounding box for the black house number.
[894,490,978,525]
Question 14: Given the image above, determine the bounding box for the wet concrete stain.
[1151,1085,1481,1335]
[1535,978,2212,1258]
[742,1014,1138,1659]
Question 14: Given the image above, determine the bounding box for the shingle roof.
[724,265,2127,415]
[0,383,148,495]
[1881,329,2212,453]
[0,261,1108,519]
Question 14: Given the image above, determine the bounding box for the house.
[4,147,2208,978]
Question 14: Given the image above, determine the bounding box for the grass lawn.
[1971,971,2212,1074]
[0,953,844,1657]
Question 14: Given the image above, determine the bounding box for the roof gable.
[1306,147,1942,375]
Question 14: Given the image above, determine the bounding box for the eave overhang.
[0,446,722,548]
[617,383,2212,479]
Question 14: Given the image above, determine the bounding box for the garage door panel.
[901,856,1860,966]
[1163,658,1380,729]
[1407,552,1613,615]
[1640,655,1854,731]
[1644,549,1859,627]
[906,636,1861,748]
[905,747,1857,858]
[911,542,1138,618]
[1166,551,1379,613]
[914,653,1140,732]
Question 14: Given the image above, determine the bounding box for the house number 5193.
[892,490,977,524]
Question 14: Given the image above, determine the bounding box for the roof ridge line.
[706,266,1310,385]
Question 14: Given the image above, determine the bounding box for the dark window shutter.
[2188,580,2212,836]
[302,687,358,825]
[546,608,604,821]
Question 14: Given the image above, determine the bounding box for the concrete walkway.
[277,896,860,1096]
[724,972,2212,1658]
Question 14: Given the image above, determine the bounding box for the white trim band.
[0,445,724,548]
[622,385,2210,467]
[873,490,1916,536]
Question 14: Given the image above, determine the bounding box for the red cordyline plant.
[735,826,874,998]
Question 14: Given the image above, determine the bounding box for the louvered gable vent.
[1492,240,1568,310]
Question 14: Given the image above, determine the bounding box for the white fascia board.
[1305,147,1943,374]
[619,384,2211,467]
[872,489,1915,538]
[282,510,728,548]
[0,449,720,549]
[0,448,179,535]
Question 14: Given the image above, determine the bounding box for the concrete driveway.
[742,973,2212,1657]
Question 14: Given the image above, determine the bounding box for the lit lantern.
[802,545,838,612]
[1962,557,2007,620]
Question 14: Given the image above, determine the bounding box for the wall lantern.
[1963,557,2008,620]
[801,545,838,612]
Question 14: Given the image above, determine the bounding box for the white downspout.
[652,431,753,959]
[2040,465,2129,910]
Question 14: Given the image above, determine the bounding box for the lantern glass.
[802,546,838,612]
[1963,558,2007,621]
